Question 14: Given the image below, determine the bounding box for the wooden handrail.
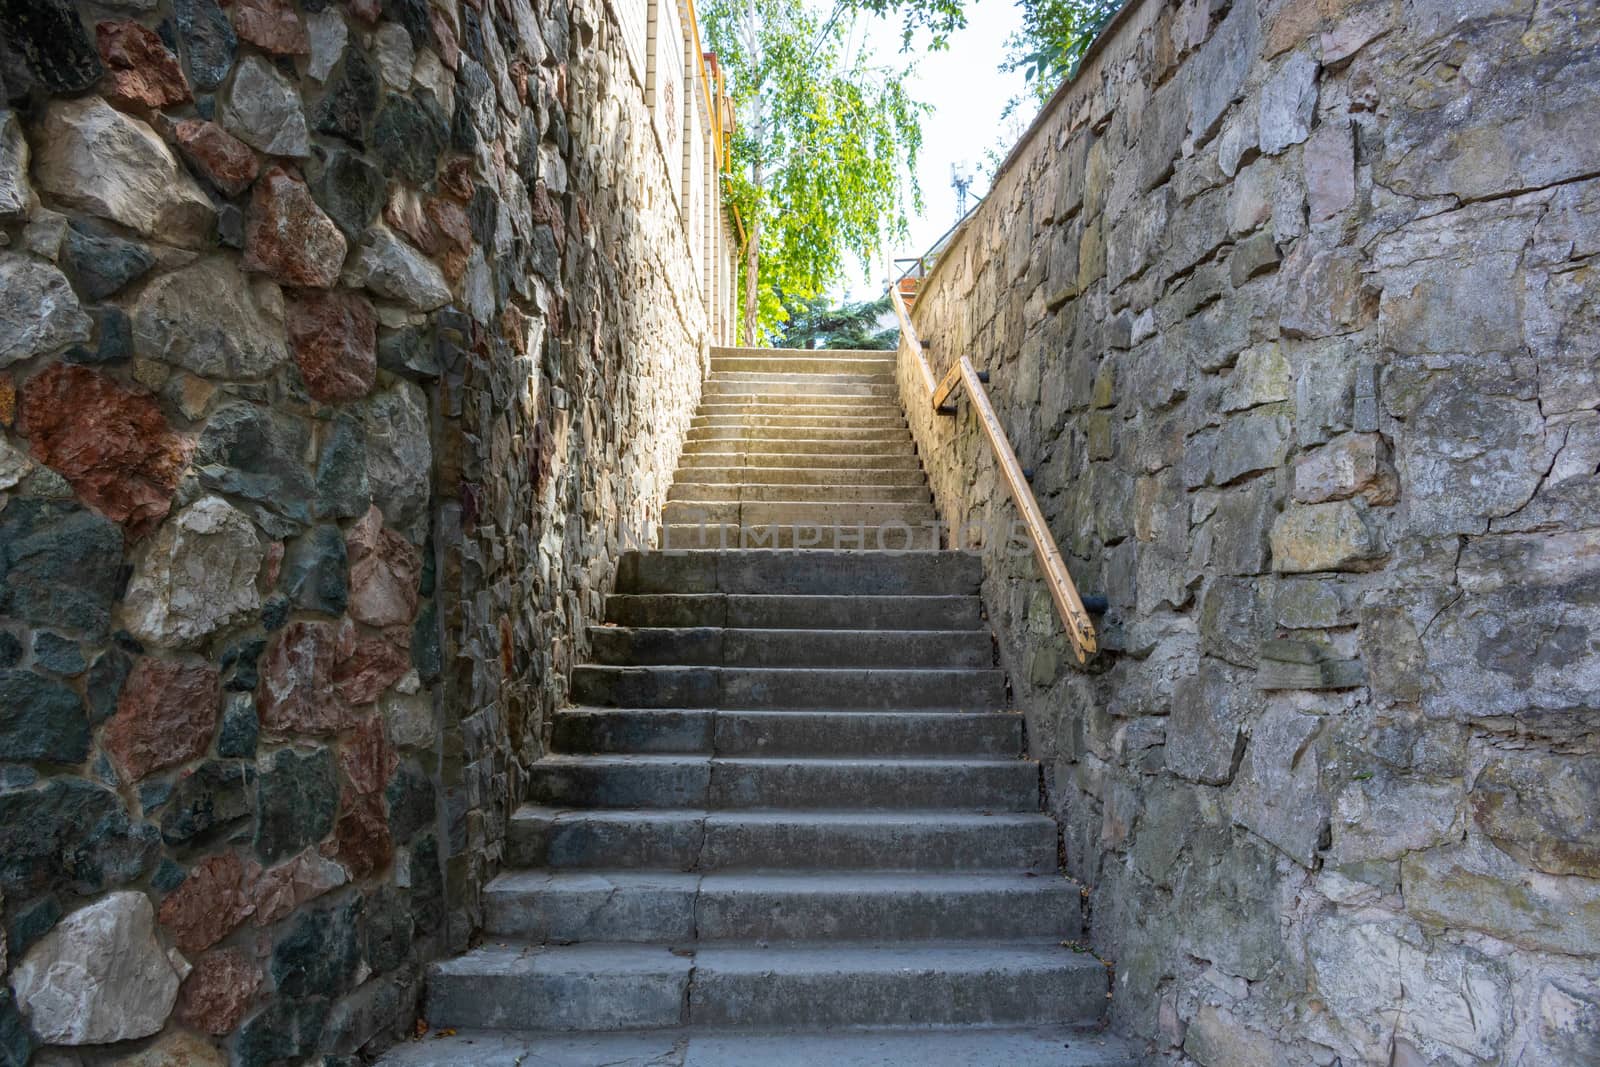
[888,285,1099,664]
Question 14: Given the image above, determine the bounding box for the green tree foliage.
[702,0,927,344]
[774,292,899,349]
[1004,0,1123,103]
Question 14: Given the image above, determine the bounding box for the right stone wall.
[903,0,1600,1061]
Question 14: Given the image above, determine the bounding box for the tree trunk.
[742,167,761,346]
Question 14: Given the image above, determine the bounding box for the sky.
[838,2,1035,301]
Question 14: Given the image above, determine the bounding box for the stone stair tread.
[513,805,1056,828]
[489,868,1080,895]
[376,1026,1144,1067]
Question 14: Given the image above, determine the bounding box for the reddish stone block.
[105,658,219,781]
[439,158,473,202]
[323,791,392,879]
[286,289,376,404]
[174,119,260,198]
[177,947,262,1035]
[258,620,353,735]
[252,849,348,926]
[158,852,259,955]
[19,364,192,537]
[243,165,348,288]
[231,0,311,55]
[425,197,473,282]
[431,9,460,71]
[333,630,410,707]
[346,506,421,628]
[341,713,398,797]
[97,20,191,110]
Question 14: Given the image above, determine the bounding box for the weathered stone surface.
[113,1030,228,1066]
[334,631,410,706]
[305,8,347,82]
[1209,406,1290,484]
[173,119,260,198]
[1279,245,1370,339]
[1183,1004,1278,1067]
[123,496,265,647]
[254,745,339,862]
[0,778,157,897]
[1473,752,1600,878]
[362,380,432,542]
[243,166,347,288]
[177,947,262,1036]
[1293,432,1397,505]
[342,712,399,797]
[1231,704,1328,865]
[269,899,359,998]
[287,289,376,402]
[0,254,91,369]
[1307,912,1511,1065]
[194,404,315,532]
[11,892,181,1045]
[311,149,386,238]
[134,257,287,380]
[257,620,353,735]
[314,413,371,519]
[343,224,452,310]
[61,220,155,301]
[1404,836,1600,956]
[0,110,30,220]
[1167,659,1249,785]
[1258,49,1318,155]
[1270,501,1381,572]
[97,19,191,109]
[1328,776,1462,866]
[0,499,124,639]
[313,39,378,144]
[158,851,257,955]
[347,506,422,627]
[173,0,237,91]
[105,658,219,780]
[374,22,415,90]
[231,0,309,54]
[252,849,347,926]
[32,97,214,247]
[20,364,190,535]
[1220,343,1289,413]
[326,790,392,878]
[1306,120,1354,222]
[221,55,310,157]
[160,759,254,846]
[371,94,449,185]
[32,632,86,676]
[0,669,89,764]
[282,523,348,616]
[0,0,102,93]
[1397,373,1548,536]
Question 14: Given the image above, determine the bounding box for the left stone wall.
[0,0,714,1062]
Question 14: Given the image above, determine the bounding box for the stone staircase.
[379,350,1138,1064]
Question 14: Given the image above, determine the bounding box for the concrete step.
[587,626,992,668]
[691,413,906,429]
[375,1026,1146,1066]
[483,871,1084,943]
[698,399,904,418]
[662,500,937,529]
[710,346,898,373]
[703,380,897,399]
[568,665,1005,709]
[668,482,932,504]
[673,466,928,486]
[424,942,1109,1031]
[525,754,1039,811]
[676,451,924,470]
[686,424,913,442]
[552,708,1023,757]
[615,550,982,596]
[603,593,983,630]
[660,525,944,551]
[682,436,917,456]
[508,807,1059,872]
[708,370,896,386]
